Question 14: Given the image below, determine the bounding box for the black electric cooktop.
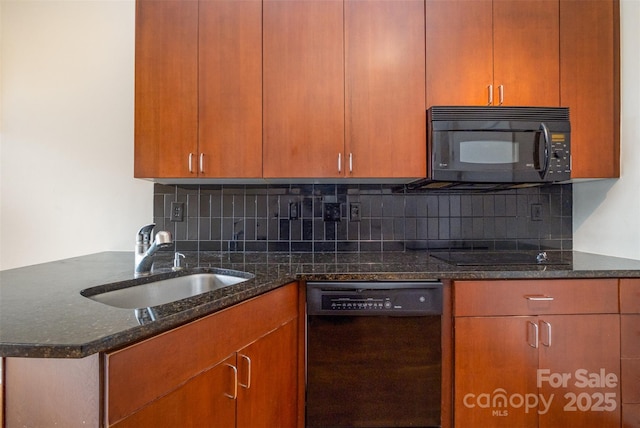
[430,251,572,267]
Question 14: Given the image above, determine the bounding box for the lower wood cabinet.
[110,320,297,428]
[620,279,640,427]
[3,282,298,428]
[453,279,620,428]
[106,282,298,427]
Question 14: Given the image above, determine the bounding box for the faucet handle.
[137,223,156,244]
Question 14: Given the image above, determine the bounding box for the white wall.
[573,0,640,260]
[0,0,153,270]
[0,0,638,270]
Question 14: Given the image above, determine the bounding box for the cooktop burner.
[430,251,572,267]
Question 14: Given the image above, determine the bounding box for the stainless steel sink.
[84,272,251,309]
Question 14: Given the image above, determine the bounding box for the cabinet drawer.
[454,279,618,316]
[620,279,640,313]
[105,282,298,425]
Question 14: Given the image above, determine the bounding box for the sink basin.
[84,272,251,309]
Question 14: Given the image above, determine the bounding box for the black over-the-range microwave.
[418,106,571,187]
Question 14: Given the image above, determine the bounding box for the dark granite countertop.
[2,250,640,359]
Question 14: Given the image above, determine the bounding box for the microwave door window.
[459,140,519,165]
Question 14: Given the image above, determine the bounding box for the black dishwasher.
[306,281,443,428]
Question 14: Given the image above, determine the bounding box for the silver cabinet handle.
[528,321,539,348]
[540,320,552,347]
[188,153,194,174]
[488,84,493,106]
[349,153,353,173]
[224,363,238,399]
[338,153,342,173]
[498,85,504,105]
[199,153,205,174]
[239,354,252,389]
[524,295,554,302]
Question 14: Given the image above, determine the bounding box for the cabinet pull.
[527,321,539,348]
[498,85,504,105]
[239,354,252,389]
[524,295,554,302]
[199,153,205,174]
[224,363,238,400]
[338,153,342,173]
[540,320,552,347]
[349,153,353,173]
[487,84,493,106]
[188,153,194,174]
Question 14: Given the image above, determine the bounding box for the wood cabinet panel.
[454,316,539,427]
[237,320,298,428]
[561,0,620,179]
[106,283,298,425]
[493,0,559,106]
[134,0,198,178]
[454,279,619,317]
[4,354,100,427]
[620,279,640,313]
[623,403,640,427]
[112,355,237,428]
[622,359,640,404]
[621,315,640,358]
[538,314,620,427]
[345,0,426,178]
[198,0,262,178]
[426,0,493,107]
[263,0,345,178]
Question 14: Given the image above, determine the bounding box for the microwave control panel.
[547,132,571,177]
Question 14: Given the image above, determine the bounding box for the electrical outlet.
[323,202,341,222]
[349,202,361,222]
[288,201,300,220]
[171,202,184,222]
[531,203,543,221]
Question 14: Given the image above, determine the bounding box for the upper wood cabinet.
[560,0,620,179]
[263,0,426,179]
[198,0,262,178]
[263,0,345,179]
[135,0,618,180]
[134,0,198,178]
[134,0,262,179]
[344,0,426,178]
[426,0,560,107]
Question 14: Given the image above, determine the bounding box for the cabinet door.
[345,0,426,178]
[236,320,298,428]
[560,0,619,179]
[426,0,493,107]
[199,0,262,178]
[263,0,345,178]
[493,0,560,106]
[111,355,237,428]
[454,316,539,428]
[134,0,198,178]
[538,314,620,427]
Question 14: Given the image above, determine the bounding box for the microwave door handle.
[539,122,551,178]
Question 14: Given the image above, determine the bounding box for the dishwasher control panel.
[307,281,443,316]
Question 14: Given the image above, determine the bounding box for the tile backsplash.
[153,183,572,253]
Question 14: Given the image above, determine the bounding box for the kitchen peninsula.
[1,250,640,427]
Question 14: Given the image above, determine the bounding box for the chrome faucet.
[134,223,172,277]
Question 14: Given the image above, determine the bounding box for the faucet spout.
[135,224,172,277]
